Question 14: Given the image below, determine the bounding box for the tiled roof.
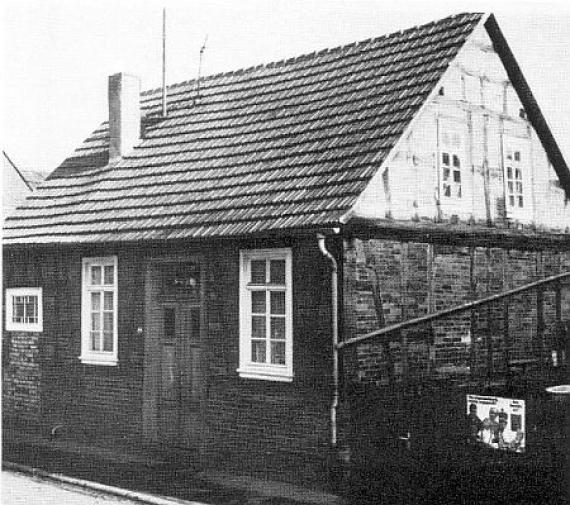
[4,13,483,245]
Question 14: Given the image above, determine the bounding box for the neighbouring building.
[2,151,44,218]
[3,12,569,497]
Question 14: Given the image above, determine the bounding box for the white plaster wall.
[353,24,569,231]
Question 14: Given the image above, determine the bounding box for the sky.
[1,0,569,175]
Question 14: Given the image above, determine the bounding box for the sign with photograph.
[466,394,525,452]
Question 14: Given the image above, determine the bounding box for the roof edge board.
[3,150,34,191]
[484,14,570,200]
[341,13,491,224]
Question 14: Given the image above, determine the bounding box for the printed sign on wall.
[466,394,525,452]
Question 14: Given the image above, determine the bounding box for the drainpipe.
[317,233,339,448]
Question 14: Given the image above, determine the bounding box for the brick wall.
[343,236,570,384]
[202,237,333,483]
[3,237,334,484]
[2,331,41,424]
[3,245,146,439]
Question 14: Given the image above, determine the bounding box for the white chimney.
[108,73,141,161]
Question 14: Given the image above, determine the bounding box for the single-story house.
[3,12,569,494]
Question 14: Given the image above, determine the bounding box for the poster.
[466,394,526,452]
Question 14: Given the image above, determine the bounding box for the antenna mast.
[195,35,208,103]
[162,7,168,117]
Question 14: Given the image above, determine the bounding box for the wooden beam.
[469,247,477,378]
[536,287,545,364]
[338,271,570,350]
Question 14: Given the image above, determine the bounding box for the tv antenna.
[161,7,168,117]
[194,35,208,103]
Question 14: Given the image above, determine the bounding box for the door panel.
[158,299,203,447]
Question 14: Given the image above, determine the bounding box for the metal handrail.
[338,271,570,350]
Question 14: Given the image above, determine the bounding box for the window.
[5,287,43,332]
[81,257,118,365]
[505,148,524,209]
[503,139,530,220]
[440,130,463,200]
[238,249,293,381]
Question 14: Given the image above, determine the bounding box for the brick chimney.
[108,73,141,161]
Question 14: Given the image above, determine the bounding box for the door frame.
[142,254,206,448]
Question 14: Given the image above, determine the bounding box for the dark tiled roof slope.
[4,13,483,244]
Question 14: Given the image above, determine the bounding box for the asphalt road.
[1,470,166,505]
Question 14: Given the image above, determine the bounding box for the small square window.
[5,288,43,332]
[442,153,450,166]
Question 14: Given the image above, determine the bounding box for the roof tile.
[4,13,483,245]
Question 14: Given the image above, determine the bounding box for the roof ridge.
[140,12,483,97]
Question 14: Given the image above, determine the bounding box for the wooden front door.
[159,301,202,446]
[144,259,204,449]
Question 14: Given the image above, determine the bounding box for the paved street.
[1,470,176,505]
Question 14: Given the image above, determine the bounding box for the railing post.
[382,341,395,385]
[503,298,511,387]
[399,330,409,384]
[537,287,545,365]
[555,282,562,323]
[486,323,494,384]
[470,308,477,379]
[469,247,477,379]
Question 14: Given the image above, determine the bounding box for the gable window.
[505,148,524,209]
[5,287,43,332]
[81,256,118,365]
[440,130,463,200]
[238,249,293,381]
[502,138,530,220]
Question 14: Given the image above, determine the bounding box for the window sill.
[5,325,43,333]
[237,367,293,382]
[79,355,118,366]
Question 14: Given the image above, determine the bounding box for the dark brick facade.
[343,236,570,384]
[2,237,334,484]
[3,230,568,485]
[2,331,41,424]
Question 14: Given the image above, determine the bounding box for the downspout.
[317,233,339,448]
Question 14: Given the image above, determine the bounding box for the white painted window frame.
[438,123,466,205]
[80,256,118,366]
[502,135,531,221]
[5,287,43,332]
[238,248,293,382]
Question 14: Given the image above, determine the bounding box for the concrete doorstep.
[3,461,208,505]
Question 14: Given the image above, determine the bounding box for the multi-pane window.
[5,288,43,332]
[81,257,118,365]
[441,130,463,199]
[505,148,524,209]
[239,249,293,381]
